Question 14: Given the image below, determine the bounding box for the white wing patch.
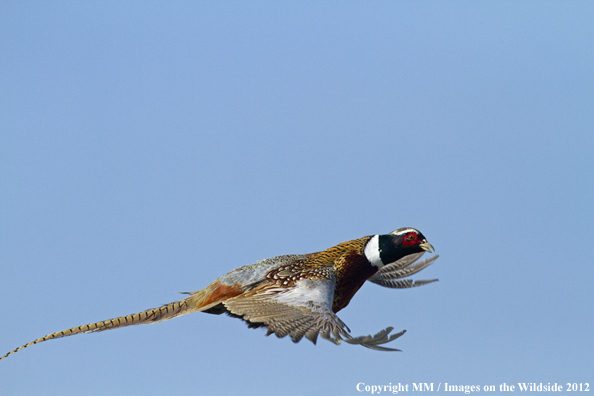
[272,278,335,313]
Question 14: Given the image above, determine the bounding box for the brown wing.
[222,277,350,344]
[222,276,407,351]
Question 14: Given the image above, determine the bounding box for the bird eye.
[406,233,416,241]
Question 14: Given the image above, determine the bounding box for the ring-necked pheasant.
[1,227,439,361]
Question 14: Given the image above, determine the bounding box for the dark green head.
[364,227,435,268]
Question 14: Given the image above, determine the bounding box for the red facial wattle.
[402,232,419,247]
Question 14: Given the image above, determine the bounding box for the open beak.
[419,239,435,253]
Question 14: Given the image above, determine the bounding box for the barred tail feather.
[1,296,197,361]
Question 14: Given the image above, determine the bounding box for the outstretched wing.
[367,253,439,289]
[223,277,350,344]
[222,275,407,351]
[344,327,407,351]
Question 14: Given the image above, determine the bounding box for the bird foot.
[344,327,406,351]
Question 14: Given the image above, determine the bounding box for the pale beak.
[419,239,435,253]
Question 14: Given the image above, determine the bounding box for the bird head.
[364,227,435,268]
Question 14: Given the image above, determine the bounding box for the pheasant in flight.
[1,227,439,361]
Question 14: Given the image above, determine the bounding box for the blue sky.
[1,2,592,395]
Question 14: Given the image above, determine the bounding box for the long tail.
[1,295,201,361]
